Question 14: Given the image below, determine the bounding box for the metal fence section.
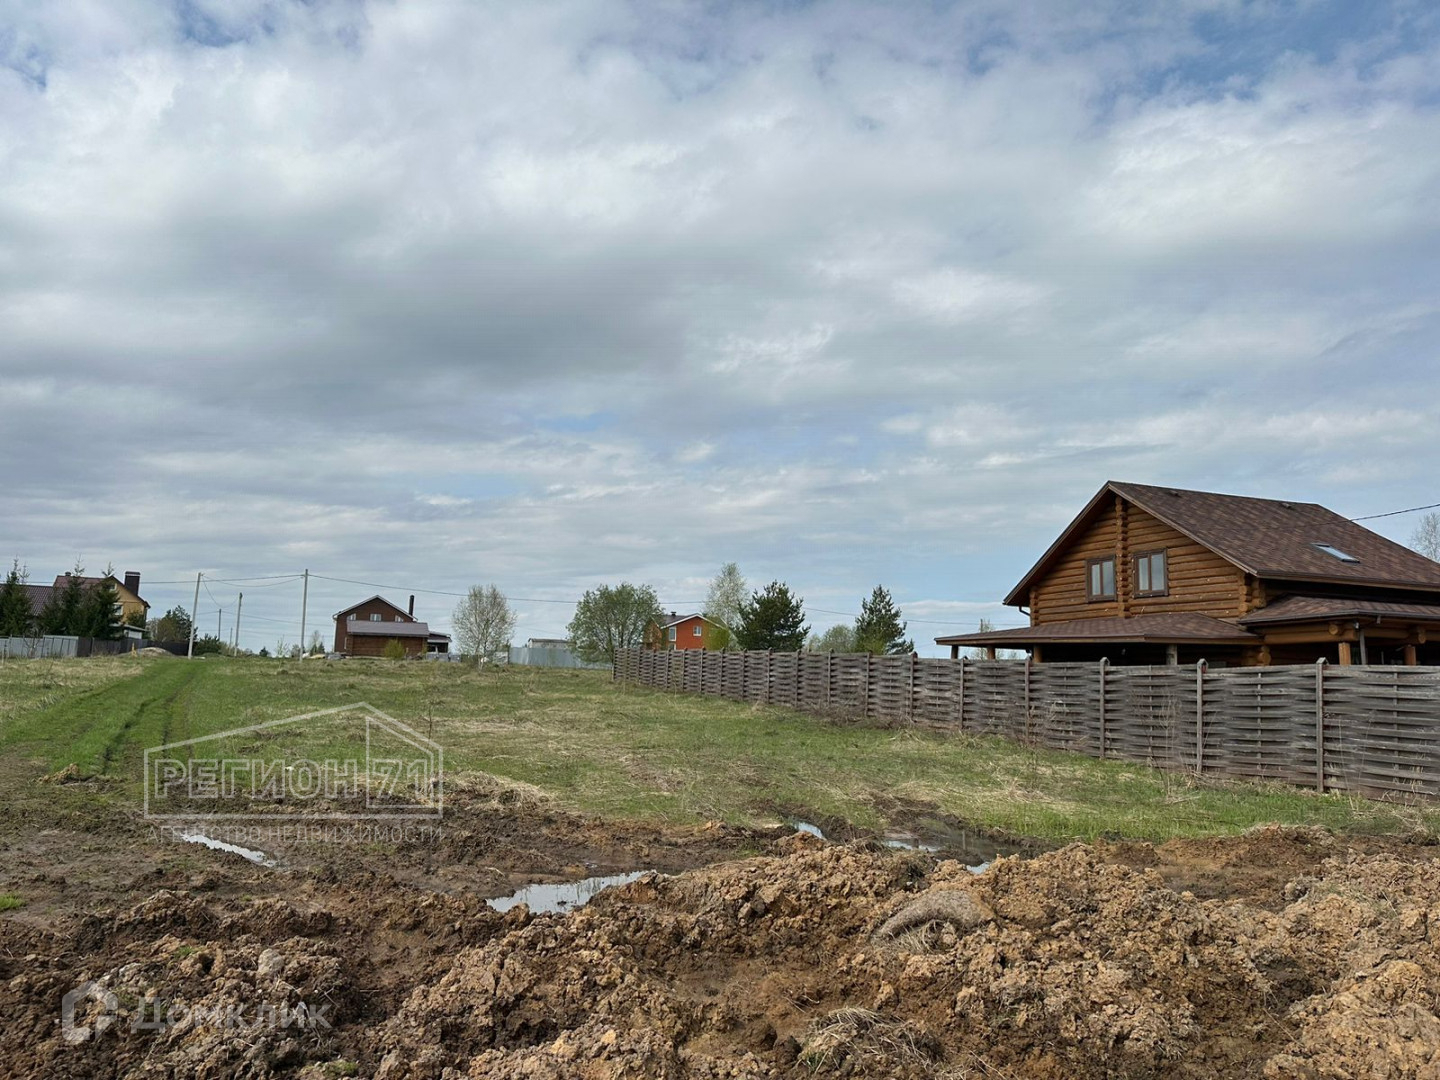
[0,637,187,658]
[508,645,609,669]
[614,649,1440,800]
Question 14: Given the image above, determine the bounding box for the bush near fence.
[614,648,1440,801]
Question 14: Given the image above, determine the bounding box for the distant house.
[646,611,726,651]
[936,481,1440,667]
[333,594,451,657]
[20,571,149,640]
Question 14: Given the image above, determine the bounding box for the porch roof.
[935,612,1259,647]
[1238,595,1440,627]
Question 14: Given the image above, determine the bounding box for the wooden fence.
[614,649,1440,800]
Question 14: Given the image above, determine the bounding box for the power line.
[1352,501,1440,522]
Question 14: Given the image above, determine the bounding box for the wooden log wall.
[613,650,1440,801]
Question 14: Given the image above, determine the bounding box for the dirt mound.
[4,825,1440,1078]
[367,836,1440,1079]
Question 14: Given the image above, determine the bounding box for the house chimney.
[408,595,415,618]
[123,571,140,595]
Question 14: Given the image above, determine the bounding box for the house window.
[668,627,677,641]
[693,624,702,636]
[1087,557,1116,600]
[1135,550,1167,596]
[395,615,403,621]
[370,613,382,621]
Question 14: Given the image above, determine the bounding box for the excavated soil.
[2,783,1438,1078]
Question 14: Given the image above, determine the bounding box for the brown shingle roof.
[1005,482,1440,605]
[1238,595,1440,626]
[343,620,431,638]
[935,612,1258,646]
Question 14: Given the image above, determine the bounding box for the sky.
[2,0,1439,655]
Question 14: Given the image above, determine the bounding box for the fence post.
[1023,655,1032,739]
[1098,657,1108,759]
[864,652,872,719]
[766,650,773,705]
[795,649,803,708]
[826,652,833,711]
[1194,659,1206,774]
[741,651,748,700]
[957,656,966,733]
[1315,657,1327,792]
[909,652,917,724]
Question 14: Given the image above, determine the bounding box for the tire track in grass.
[97,664,200,777]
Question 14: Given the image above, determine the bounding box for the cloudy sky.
[3,0,1439,654]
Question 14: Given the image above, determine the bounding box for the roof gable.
[1005,482,1440,605]
[332,595,413,620]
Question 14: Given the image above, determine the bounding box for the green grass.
[1,656,1436,843]
[0,893,24,912]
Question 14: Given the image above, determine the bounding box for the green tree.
[40,566,87,636]
[147,606,194,644]
[807,624,856,653]
[76,570,122,640]
[0,560,33,637]
[568,583,663,664]
[735,581,809,652]
[193,634,226,656]
[382,638,406,661]
[703,562,747,652]
[853,585,913,655]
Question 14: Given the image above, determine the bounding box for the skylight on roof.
[1313,543,1360,563]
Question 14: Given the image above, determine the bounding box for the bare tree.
[453,584,516,665]
[1410,512,1440,562]
[703,562,746,651]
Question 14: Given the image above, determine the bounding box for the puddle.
[179,832,276,867]
[792,820,1014,874]
[488,871,652,915]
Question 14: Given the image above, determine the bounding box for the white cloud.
[2,0,1439,653]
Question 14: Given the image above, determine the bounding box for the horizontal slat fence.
[615,649,1440,801]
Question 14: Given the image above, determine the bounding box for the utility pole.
[234,592,243,654]
[217,607,222,640]
[187,573,201,659]
[299,569,309,657]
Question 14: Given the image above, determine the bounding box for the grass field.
[1,655,1436,842]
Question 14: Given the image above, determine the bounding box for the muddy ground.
[1,776,1438,1079]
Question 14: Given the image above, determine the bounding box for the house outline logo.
[61,981,120,1044]
[143,702,442,821]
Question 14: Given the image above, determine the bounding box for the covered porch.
[935,613,1259,667]
[1238,596,1440,666]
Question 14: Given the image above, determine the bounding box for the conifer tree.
[853,585,913,655]
[735,581,809,651]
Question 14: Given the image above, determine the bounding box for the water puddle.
[791,820,1015,874]
[488,871,651,915]
[179,832,276,867]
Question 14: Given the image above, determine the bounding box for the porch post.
[1337,640,1353,666]
[949,643,959,660]
[1404,643,1418,667]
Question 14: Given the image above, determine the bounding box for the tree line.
[562,563,914,665]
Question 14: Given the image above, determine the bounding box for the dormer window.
[370,613,382,621]
[1086,556,1116,600]
[1313,543,1359,563]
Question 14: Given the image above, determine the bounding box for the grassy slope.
[1,656,1435,842]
